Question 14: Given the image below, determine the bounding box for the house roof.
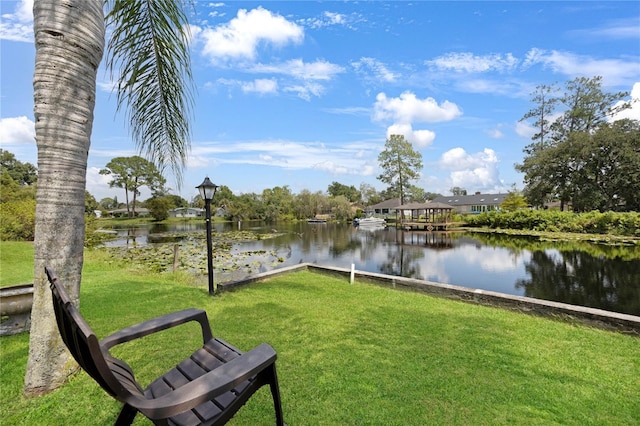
[396,202,453,210]
[368,198,401,209]
[432,193,508,206]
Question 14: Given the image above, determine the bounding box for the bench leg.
[268,364,285,426]
[115,404,138,426]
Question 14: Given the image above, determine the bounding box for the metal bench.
[46,267,284,425]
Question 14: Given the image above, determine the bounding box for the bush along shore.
[464,210,640,244]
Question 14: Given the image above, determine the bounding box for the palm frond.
[105,0,195,185]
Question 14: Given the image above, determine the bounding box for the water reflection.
[516,249,640,316]
[100,221,640,315]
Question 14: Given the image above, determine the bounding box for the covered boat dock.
[395,202,454,231]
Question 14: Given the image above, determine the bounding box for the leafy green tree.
[424,192,442,201]
[450,187,467,196]
[0,170,37,240]
[99,197,117,210]
[146,196,172,221]
[377,134,423,204]
[573,119,640,212]
[27,0,193,394]
[405,185,426,203]
[261,186,294,221]
[517,76,631,210]
[328,181,361,203]
[294,190,326,219]
[359,183,382,206]
[84,191,99,214]
[501,187,528,212]
[330,195,353,221]
[0,149,37,185]
[100,156,166,217]
[227,193,261,221]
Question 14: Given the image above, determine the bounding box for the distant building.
[169,207,204,218]
[432,193,508,214]
[107,207,150,218]
[366,198,401,217]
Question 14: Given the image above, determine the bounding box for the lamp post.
[196,177,218,295]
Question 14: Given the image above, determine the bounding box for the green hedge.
[465,210,640,236]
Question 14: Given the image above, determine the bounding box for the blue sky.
[1,1,639,203]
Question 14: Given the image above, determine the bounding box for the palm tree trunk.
[25,0,104,396]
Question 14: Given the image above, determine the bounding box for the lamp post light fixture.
[196,177,219,295]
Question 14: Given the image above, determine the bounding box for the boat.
[307,218,327,223]
[354,217,386,227]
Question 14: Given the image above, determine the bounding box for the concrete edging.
[218,263,640,335]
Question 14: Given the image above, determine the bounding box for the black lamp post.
[196,177,219,295]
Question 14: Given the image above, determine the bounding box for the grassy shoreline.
[1,244,639,424]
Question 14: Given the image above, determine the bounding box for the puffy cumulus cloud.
[426,52,519,73]
[439,148,501,189]
[386,123,436,148]
[610,82,640,122]
[195,7,303,63]
[0,0,33,42]
[373,91,462,124]
[0,116,35,144]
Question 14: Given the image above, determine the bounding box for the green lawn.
[0,241,34,286]
[0,245,638,425]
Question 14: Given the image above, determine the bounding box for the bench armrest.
[100,308,213,349]
[126,343,277,420]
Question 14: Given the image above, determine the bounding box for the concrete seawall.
[219,263,640,336]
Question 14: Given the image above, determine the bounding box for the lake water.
[103,221,640,316]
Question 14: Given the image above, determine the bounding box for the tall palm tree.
[25,0,194,396]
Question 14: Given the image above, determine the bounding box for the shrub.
[0,198,36,240]
[463,209,639,237]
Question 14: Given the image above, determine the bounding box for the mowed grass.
[0,241,34,286]
[0,244,638,425]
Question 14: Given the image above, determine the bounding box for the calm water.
[105,221,640,316]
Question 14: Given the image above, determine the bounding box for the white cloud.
[190,139,379,176]
[439,148,501,190]
[386,123,435,149]
[86,166,117,201]
[283,82,325,101]
[486,126,504,139]
[0,116,35,144]
[610,82,640,122]
[514,121,535,139]
[426,52,519,73]
[299,10,360,30]
[194,7,303,63]
[522,48,640,87]
[373,91,462,123]
[568,18,640,40]
[0,0,33,42]
[241,78,278,94]
[250,59,344,81]
[351,57,398,83]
